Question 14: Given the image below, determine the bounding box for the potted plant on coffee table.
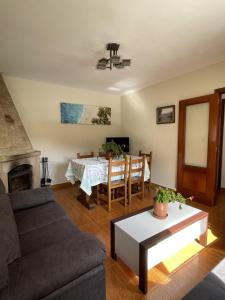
[153,187,189,219]
[101,140,124,160]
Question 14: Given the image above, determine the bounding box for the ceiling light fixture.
[96,43,131,70]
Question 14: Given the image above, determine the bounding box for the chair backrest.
[129,156,145,181]
[108,158,128,187]
[77,152,94,159]
[98,152,106,157]
[139,150,152,171]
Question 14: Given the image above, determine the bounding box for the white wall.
[121,61,225,189]
[4,60,225,188]
[4,76,121,184]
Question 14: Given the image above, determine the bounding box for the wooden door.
[177,94,220,206]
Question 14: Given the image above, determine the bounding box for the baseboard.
[151,182,177,190]
[150,182,159,189]
[150,182,167,191]
[52,181,73,190]
[220,187,225,193]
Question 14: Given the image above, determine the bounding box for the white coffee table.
[111,202,208,294]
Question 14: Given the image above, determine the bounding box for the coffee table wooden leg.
[110,221,117,260]
[139,244,148,294]
[198,216,208,247]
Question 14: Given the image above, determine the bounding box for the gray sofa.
[0,179,106,300]
[182,258,225,300]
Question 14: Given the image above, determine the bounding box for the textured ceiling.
[1,0,225,94]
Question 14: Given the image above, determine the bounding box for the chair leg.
[128,182,131,204]
[108,188,111,212]
[143,181,149,191]
[142,182,145,200]
[124,185,127,207]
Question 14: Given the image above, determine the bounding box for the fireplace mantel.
[0,150,41,163]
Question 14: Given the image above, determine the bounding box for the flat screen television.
[106,137,129,153]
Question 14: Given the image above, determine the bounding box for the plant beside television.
[153,187,192,219]
[101,140,124,159]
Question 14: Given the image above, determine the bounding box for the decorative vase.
[153,201,168,219]
[105,151,113,160]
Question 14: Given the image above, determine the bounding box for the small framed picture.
[156,105,175,124]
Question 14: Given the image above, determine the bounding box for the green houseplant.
[153,187,188,219]
[101,141,124,159]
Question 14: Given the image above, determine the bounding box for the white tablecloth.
[65,156,150,196]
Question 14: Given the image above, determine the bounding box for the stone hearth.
[0,74,41,192]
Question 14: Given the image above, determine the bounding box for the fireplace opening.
[8,164,33,193]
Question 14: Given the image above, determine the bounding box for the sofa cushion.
[0,179,5,195]
[8,234,105,300]
[205,272,225,292]
[9,187,54,212]
[182,275,225,299]
[15,201,67,235]
[19,218,81,256]
[182,258,225,300]
[0,247,8,290]
[0,194,21,265]
[210,258,225,289]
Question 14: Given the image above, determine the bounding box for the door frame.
[215,87,225,191]
[177,93,220,206]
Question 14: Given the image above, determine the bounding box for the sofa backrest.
[0,193,21,291]
[0,179,6,195]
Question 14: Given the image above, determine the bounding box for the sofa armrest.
[9,187,55,212]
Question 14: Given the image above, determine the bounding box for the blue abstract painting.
[60,103,111,125]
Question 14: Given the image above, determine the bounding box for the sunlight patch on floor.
[159,241,204,274]
[155,229,218,276]
[206,228,218,245]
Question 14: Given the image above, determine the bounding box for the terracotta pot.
[153,201,168,219]
[105,151,113,160]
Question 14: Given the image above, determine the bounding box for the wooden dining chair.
[139,150,152,189]
[98,152,106,157]
[77,152,94,159]
[128,156,145,204]
[96,157,128,212]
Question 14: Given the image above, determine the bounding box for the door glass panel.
[185,102,209,167]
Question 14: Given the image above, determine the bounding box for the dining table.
[65,156,150,209]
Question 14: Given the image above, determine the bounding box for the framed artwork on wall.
[60,102,111,125]
[156,105,175,124]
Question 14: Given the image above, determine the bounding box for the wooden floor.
[54,185,225,300]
